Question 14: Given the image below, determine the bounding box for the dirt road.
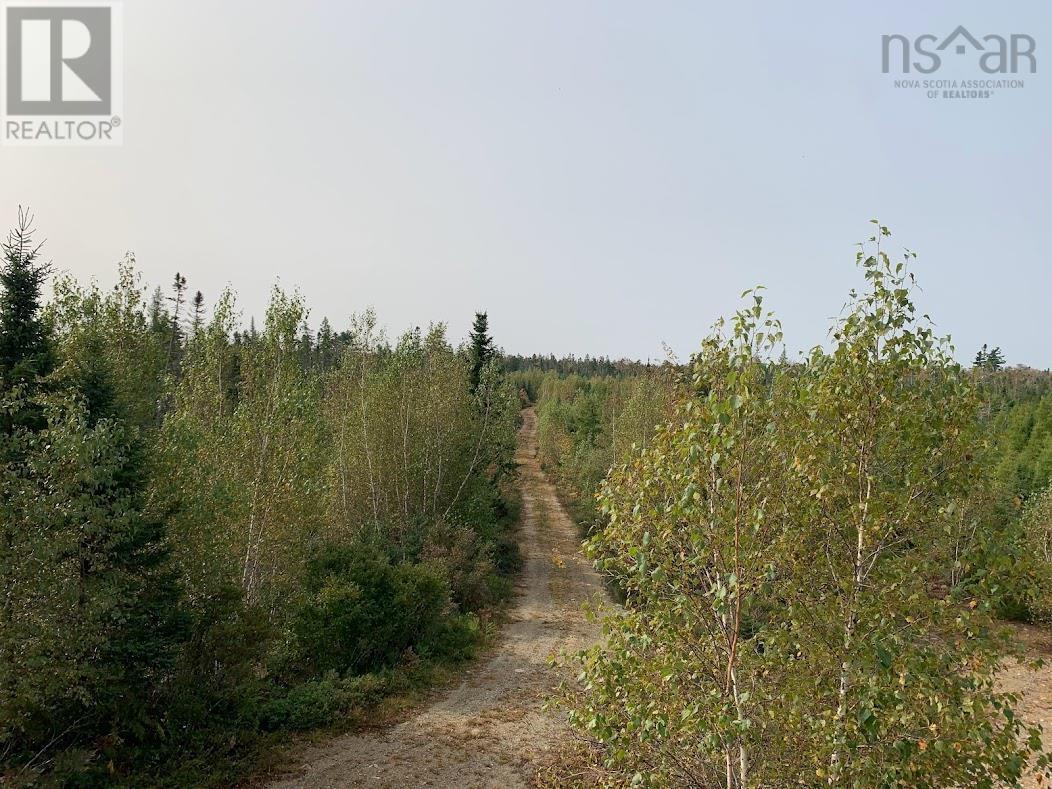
[998,625,1052,788]
[267,407,604,788]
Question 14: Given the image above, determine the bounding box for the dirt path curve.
[268,407,604,788]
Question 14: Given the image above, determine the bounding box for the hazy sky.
[1,1,1049,366]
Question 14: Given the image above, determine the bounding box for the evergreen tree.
[165,272,187,373]
[190,290,205,336]
[974,344,1005,371]
[0,210,54,431]
[0,218,185,775]
[0,209,56,762]
[148,286,167,333]
[468,311,495,392]
[987,345,1005,371]
[2,379,186,767]
[317,317,336,371]
[974,344,988,369]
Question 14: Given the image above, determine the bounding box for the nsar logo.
[882,26,1036,75]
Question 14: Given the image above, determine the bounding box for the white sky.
[1,0,1050,367]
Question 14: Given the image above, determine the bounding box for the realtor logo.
[1,1,123,145]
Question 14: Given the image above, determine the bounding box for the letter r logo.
[5,5,112,115]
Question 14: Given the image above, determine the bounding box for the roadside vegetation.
[532,225,1052,785]
[0,211,520,786]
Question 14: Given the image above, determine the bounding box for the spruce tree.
[468,311,495,392]
[165,272,187,373]
[148,286,166,332]
[190,290,205,336]
[987,345,1005,371]
[0,209,56,762]
[0,210,54,430]
[317,317,336,371]
[973,344,988,369]
[0,217,184,773]
[64,346,185,746]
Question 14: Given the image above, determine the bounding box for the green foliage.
[0,211,52,389]
[504,353,655,379]
[468,311,495,393]
[533,371,673,529]
[258,672,390,733]
[290,544,451,676]
[47,259,169,432]
[973,344,1006,373]
[559,226,1047,786]
[0,213,521,784]
[1000,485,1052,621]
[0,210,54,438]
[0,376,185,777]
[987,392,1052,504]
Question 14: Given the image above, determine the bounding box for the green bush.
[165,585,273,744]
[419,613,481,663]
[290,544,452,677]
[259,673,388,732]
[420,520,511,612]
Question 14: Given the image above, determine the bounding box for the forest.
[3,214,1052,786]
[0,212,520,785]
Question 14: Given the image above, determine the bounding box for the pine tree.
[148,286,167,333]
[165,272,187,373]
[190,290,205,336]
[974,344,988,369]
[0,208,56,757]
[987,346,1005,371]
[0,218,184,772]
[468,311,495,392]
[317,317,336,371]
[0,209,54,429]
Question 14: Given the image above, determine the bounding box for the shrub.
[421,520,503,612]
[290,544,451,677]
[419,613,482,663]
[165,585,273,744]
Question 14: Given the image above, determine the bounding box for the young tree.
[0,209,54,428]
[561,225,1046,786]
[191,290,205,336]
[166,272,188,373]
[0,217,184,773]
[317,317,337,371]
[468,311,495,392]
[148,286,166,331]
[0,209,54,721]
[47,259,170,432]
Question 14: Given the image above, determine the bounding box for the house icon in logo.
[938,26,985,55]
